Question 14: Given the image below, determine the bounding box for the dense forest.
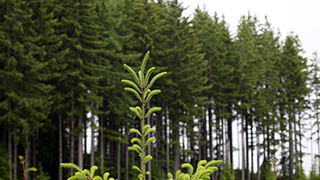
[0,0,319,180]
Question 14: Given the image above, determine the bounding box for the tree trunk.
[203,116,207,160]
[227,107,233,173]
[32,135,37,180]
[78,118,83,170]
[245,115,250,180]
[257,125,261,180]
[241,113,245,180]
[91,115,95,167]
[294,114,298,174]
[298,112,303,166]
[8,126,12,180]
[69,104,75,177]
[25,135,30,180]
[173,124,180,178]
[289,113,294,180]
[84,119,87,166]
[214,116,220,180]
[165,106,170,174]
[13,126,17,180]
[59,115,63,180]
[117,142,121,180]
[209,105,214,160]
[125,126,129,180]
[251,119,254,180]
[100,115,104,175]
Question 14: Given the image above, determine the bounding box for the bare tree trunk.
[32,135,37,180]
[100,115,104,175]
[299,112,303,166]
[165,106,170,174]
[289,114,294,180]
[125,126,129,180]
[245,115,250,180]
[294,115,298,174]
[214,117,220,180]
[203,116,207,160]
[241,113,245,180]
[84,119,87,166]
[25,135,30,180]
[13,126,17,180]
[209,105,213,160]
[117,142,121,180]
[78,118,83,170]
[59,115,63,180]
[257,125,261,180]
[8,126,12,180]
[91,114,95,167]
[227,109,233,173]
[251,120,254,180]
[69,104,75,177]
[173,124,180,178]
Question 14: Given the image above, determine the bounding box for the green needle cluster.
[167,160,221,180]
[122,51,167,180]
[60,163,114,180]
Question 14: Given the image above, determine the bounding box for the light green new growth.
[60,163,114,180]
[167,160,221,180]
[19,156,37,180]
[122,51,166,180]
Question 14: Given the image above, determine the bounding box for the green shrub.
[0,148,9,180]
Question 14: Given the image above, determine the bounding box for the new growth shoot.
[122,51,166,180]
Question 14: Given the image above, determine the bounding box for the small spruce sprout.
[122,51,166,180]
[19,156,37,180]
[269,157,281,180]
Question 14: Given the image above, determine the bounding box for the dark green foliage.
[260,159,276,180]
[220,161,235,180]
[309,162,320,180]
[0,148,9,180]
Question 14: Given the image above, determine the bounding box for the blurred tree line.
[0,0,318,180]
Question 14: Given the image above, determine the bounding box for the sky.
[180,0,320,175]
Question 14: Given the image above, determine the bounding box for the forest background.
[181,0,320,176]
[1,0,320,180]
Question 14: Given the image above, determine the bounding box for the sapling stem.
[270,157,281,180]
[141,89,146,180]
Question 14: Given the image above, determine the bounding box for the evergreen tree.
[192,8,238,178]
[0,1,53,179]
[164,0,210,176]
[276,34,309,179]
[235,14,264,180]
